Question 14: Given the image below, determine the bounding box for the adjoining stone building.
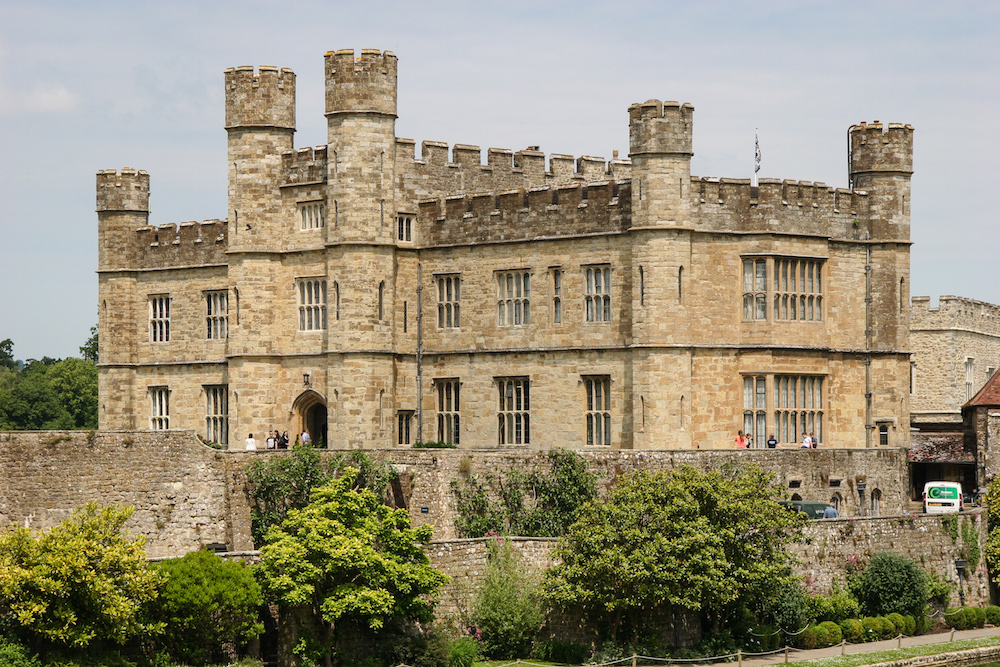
[908,296,1000,497]
[97,48,913,451]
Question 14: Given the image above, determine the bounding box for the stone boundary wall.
[425,511,990,620]
[870,643,1000,667]
[0,430,232,558]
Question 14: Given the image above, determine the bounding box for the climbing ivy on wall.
[450,449,597,538]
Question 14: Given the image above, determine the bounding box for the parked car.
[779,500,834,519]
[923,481,963,514]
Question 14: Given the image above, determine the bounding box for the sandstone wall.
[0,431,231,558]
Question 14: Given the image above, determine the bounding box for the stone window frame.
[204,384,228,445]
[397,410,414,446]
[298,201,325,230]
[150,386,170,430]
[551,267,563,325]
[396,214,413,242]
[149,294,170,343]
[496,269,531,327]
[205,290,228,340]
[436,274,461,329]
[497,376,530,445]
[584,375,611,446]
[742,375,767,448]
[774,375,824,445]
[297,278,327,331]
[742,256,826,322]
[435,379,460,445]
[584,265,612,323]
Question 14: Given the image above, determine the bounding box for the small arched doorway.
[292,391,328,448]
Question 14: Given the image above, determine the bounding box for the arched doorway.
[292,391,328,448]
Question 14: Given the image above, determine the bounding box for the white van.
[923,481,964,514]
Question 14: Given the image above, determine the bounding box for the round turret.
[96,168,149,212]
[850,122,913,183]
[629,100,694,157]
[224,66,296,130]
[324,49,397,117]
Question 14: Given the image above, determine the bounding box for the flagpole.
[753,128,760,188]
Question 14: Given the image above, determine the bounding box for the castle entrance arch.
[292,390,328,448]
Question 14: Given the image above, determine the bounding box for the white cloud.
[21,82,78,113]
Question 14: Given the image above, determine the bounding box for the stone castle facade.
[97,48,913,451]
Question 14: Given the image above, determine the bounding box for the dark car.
[778,500,834,519]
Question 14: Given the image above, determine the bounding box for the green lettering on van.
[928,486,959,500]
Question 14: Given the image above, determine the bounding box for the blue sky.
[1,1,997,360]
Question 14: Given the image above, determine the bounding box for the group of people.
[734,430,820,449]
[244,430,309,450]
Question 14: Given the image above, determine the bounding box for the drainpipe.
[865,234,872,448]
[416,263,423,445]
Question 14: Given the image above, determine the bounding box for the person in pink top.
[735,430,748,448]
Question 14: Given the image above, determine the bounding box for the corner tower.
[850,122,914,240]
[96,168,149,429]
[629,100,694,228]
[225,65,296,251]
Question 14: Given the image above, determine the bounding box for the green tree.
[79,326,98,364]
[469,538,544,658]
[47,358,98,428]
[246,445,398,545]
[450,449,597,538]
[544,464,804,641]
[849,552,928,618]
[257,468,448,667]
[0,339,16,370]
[151,550,263,665]
[0,504,163,648]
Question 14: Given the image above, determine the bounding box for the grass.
[780,634,1000,667]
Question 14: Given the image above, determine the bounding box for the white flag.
[755,129,761,174]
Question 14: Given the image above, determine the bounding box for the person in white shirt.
[245,433,257,450]
[301,431,311,446]
[801,431,811,448]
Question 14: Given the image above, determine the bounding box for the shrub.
[945,607,971,630]
[915,613,933,635]
[0,638,41,667]
[926,572,954,606]
[799,626,818,650]
[769,580,810,632]
[861,617,881,642]
[746,625,781,653]
[886,613,906,635]
[150,549,264,665]
[986,605,1000,626]
[970,606,987,628]
[840,619,864,643]
[818,621,843,646]
[902,615,916,636]
[413,628,451,667]
[448,636,483,667]
[533,639,590,664]
[850,552,929,619]
[876,616,896,639]
[470,539,544,658]
[812,624,830,647]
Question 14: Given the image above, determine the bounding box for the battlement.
[911,296,1000,336]
[418,180,631,245]
[224,65,295,130]
[850,121,914,176]
[96,168,149,212]
[133,219,229,269]
[281,145,328,187]
[325,48,397,117]
[691,176,871,237]
[629,99,694,156]
[398,138,632,188]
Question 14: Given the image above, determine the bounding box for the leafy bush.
[448,636,482,667]
[469,538,543,658]
[809,591,861,623]
[770,580,810,632]
[799,626,818,649]
[413,441,458,449]
[886,613,906,635]
[812,623,830,647]
[533,639,590,664]
[412,628,451,667]
[877,616,897,639]
[970,606,987,628]
[0,637,41,667]
[817,621,842,646]
[945,607,972,630]
[986,605,1000,626]
[902,614,916,636]
[840,618,864,643]
[926,572,954,606]
[0,504,162,648]
[861,617,881,641]
[916,613,933,634]
[150,549,264,665]
[849,552,928,618]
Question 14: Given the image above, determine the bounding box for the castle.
[97,48,913,452]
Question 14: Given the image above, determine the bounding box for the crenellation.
[548,153,575,179]
[451,144,481,168]
[281,145,328,186]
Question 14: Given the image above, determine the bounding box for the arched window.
[871,488,882,517]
